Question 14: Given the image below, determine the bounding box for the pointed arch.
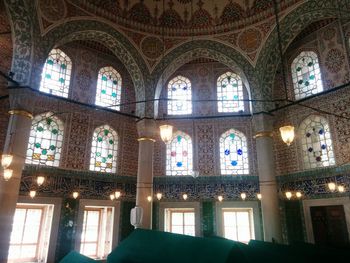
[220,128,249,175]
[95,66,122,110]
[40,48,72,98]
[167,75,192,115]
[299,115,335,169]
[166,131,193,176]
[90,125,118,173]
[291,51,323,99]
[26,112,64,167]
[217,71,245,112]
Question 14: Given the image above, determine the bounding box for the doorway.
[310,205,349,248]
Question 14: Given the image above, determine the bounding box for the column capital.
[8,87,37,112]
[8,110,33,119]
[136,118,157,141]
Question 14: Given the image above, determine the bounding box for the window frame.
[159,202,200,237]
[95,66,122,111]
[290,50,324,100]
[40,48,72,98]
[75,199,120,260]
[216,201,262,242]
[167,75,193,115]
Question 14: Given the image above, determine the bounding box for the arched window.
[95,66,122,111]
[300,115,335,169]
[166,131,193,176]
[40,48,72,98]
[90,125,118,173]
[217,72,244,112]
[167,76,192,115]
[291,51,323,100]
[220,129,249,175]
[26,112,64,167]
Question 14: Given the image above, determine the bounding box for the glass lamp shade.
[257,193,262,200]
[3,169,13,181]
[72,192,79,199]
[115,191,121,199]
[147,196,152,202]
[182,194,188,200]
[279,126,295,146]
[1,154,13,169]
[159,125,173,143]
[156,193,162,201]
[285,191,292,200]
[36,176,45,186]
[328,182,336,192]
[218,195,223,202]
[296,192,302,198]
[110,194,115,201]
[338,185,345,193]
[29,190,36,198]
[240,193,246,201]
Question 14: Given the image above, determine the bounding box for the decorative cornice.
[137,137,156,142]
[254,131,273,139]
[8,109,33,119]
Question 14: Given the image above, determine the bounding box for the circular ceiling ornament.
[39,0,66,23]
[238,28,262,53]
[141,36,164,60]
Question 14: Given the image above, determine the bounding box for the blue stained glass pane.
[177,136,182,143]
[233,95,239,100]
[231,160,238,166]
[61,64,66,69]
[47,59,54,65]
[224,149,230,155]
[319,129,324,135]
[232,83,238,87]
[172,87,176,91]
[321,144,326,150]
[176,162,182,167]
[230,133,235,139]
[309,75,315,80]
[59,77,65,83]
[45,73,51,79]
[237,149,243,155]
[102,76,108,81]
[101,89,106,94]
[112,92,117,97]
[113,80,118,85]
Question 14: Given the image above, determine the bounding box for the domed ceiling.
[68,0,299,35]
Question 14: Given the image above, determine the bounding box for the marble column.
[253,114,282,243]
[135,118,157,229]
[0,108,33,261]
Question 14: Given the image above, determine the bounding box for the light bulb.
[218,195,223,202]
[296,192,302,198]
[110,194,115,201]
[36,176,45,186]
[240,193,246,201]
[285,191,292,200]
[328,182,336,192]
[29,190,36,198]
[338,185,345,193]
[1,154,13,169]
[257,193,262,200]
[3,169,13,181]
[72,192,79,199]
[182,194,188,200]
[147,196,152,202]
[115,191,121,199]
[156,193,162,201]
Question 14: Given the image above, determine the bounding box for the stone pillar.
[253,114,282,243]
[135,118,157,229]
[0,109,33,261]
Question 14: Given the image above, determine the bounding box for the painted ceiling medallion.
[141,36,164,59]
[238,28,262,53]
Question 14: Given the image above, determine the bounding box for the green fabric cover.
[59,251,96,263]
[107,229,246,263]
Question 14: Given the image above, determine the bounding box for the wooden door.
[310,205,349,248]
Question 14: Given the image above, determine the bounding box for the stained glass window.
[300,115,335,169]
[40,48,72,98]
[166,131,193,176]
[220,129,249,175]
[95,66,122,111]
[217,72,244,112]
[90,125,118,173]
[291,51,323,100]
[26,112,64,167]
[167,76,192,115]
